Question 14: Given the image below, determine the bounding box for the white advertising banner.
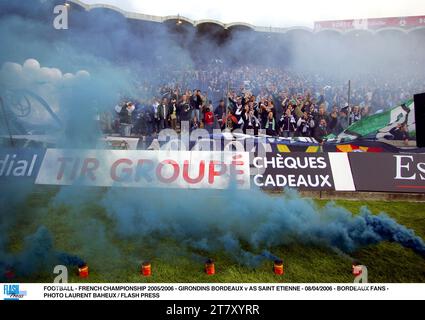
[328,153,356,191]
[35,150,251,189]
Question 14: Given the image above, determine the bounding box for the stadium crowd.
[100,65,423,142]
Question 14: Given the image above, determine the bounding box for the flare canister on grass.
[141,262,152,276]
[274,260,284,275]
[205,259,215,275]
[78,263,89,278]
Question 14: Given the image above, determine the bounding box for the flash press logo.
[53,4,69,30]
[3,284,28,300]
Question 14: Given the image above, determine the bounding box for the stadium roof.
[68,0,425,35]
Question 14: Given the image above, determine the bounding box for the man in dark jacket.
[168,98,179,131]
[214,99,227,129]
[314,119,328,144]
[179,95,192,125]
[157,97,169,130]
[334,107,350,134]
[190,90,203,122]
[389,123,410,145]
[278,108,297,137]
[313,105,329,126]
[118,102,135,137]
[296,112,315,137]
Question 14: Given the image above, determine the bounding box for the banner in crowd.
[314,15,425,31]
[35,149,251,189]
[1,148,425,193]
[333,100,415,141]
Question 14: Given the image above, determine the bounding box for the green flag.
[333,100,415,141]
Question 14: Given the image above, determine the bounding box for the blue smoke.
[0,225,84,280]
[100,187,425,266]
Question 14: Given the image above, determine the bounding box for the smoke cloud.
[100,187,425,266]
[3,184,424,280]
